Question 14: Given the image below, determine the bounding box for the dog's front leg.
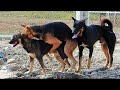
[77,47,84,73]
[25,56,35,74]
[87,47,93,69]
[35,56,46,76]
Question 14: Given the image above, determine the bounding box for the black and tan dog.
[72,17,116,72]
[21,22,78,71]
[9,33,70,75]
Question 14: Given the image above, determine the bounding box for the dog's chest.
[77,38,89,48]
[79,42,88,48]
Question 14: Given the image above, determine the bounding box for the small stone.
[0,53,4,58]
[0,59,4,65]
[7,58,16,64]
[16,72,24,77]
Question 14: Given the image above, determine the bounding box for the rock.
[3,47,9,51]
[29,71,40,77]
[8,64,21,71]
[16,72,24,77]
[7,58,16,64]
[53,72,82,79]
[0,59,4,65]
[0,53,4,58]
[3,58,8,62]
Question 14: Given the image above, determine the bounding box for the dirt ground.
[0,32,120,79]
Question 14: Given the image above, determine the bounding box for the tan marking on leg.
[24,57,35,74]
[46,54,52,62]
[108,62,112,68]
[77,57,82,73]
[29,57,34,72]
[86,58,91,69]
[64,40,78,71]
[64,58,71,69]
[53,51,65,72]
[101,42,110,68]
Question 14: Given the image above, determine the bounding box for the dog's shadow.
[82,67,108,75]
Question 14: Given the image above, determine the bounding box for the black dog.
[72,17,116,72]
[9,33,70,74]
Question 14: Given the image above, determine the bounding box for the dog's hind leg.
[101,42,110,68]
[107,43,116,68]
[87,47,93,69]
[64,40,78,71]
[46,54,52,62]
[53,51,65,72]
[64,58,71,69]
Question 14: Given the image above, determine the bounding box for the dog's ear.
[21,25,32,32]
[21,25,26,27]
[21,25,32,35]
[72,17,77,22]
[81,18,88,23]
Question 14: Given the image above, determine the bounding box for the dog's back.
[30,22,73,41]
[84,25,102,46]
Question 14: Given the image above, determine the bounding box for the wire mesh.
[89,11,120,30]
[0,11,75,35]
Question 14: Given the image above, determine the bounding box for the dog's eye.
[82,27,84,29]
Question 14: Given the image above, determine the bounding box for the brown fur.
[21,25,78,72]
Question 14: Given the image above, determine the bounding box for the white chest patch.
[32,37,40,40]
[80,42,88,48]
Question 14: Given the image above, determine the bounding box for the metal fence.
[0,11,120,37]
[0,11,76,36]
[88,11,120,30]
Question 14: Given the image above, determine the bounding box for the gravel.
[0,35,120,79]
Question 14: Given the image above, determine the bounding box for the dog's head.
[21,25,35,39]
[21,25,41,40]
[9,33,27,47]
[9,33,22,47]
[72,17,87,39]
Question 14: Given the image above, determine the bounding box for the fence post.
[113,11,116,26]
[106,11,110,19]
[76,11,89,25]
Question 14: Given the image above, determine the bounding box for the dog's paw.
[58,69,64,72]
[24,70,31,75]
[66,68,72,72]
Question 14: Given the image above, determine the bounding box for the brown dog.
[21,22,78,71]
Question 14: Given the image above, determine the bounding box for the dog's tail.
[101,19,113,30]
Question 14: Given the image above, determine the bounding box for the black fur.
[30,22,73,41]
[9,33,68,61]
[72,17,104,60]
[101,19,116,65]
[72,17,116,67]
